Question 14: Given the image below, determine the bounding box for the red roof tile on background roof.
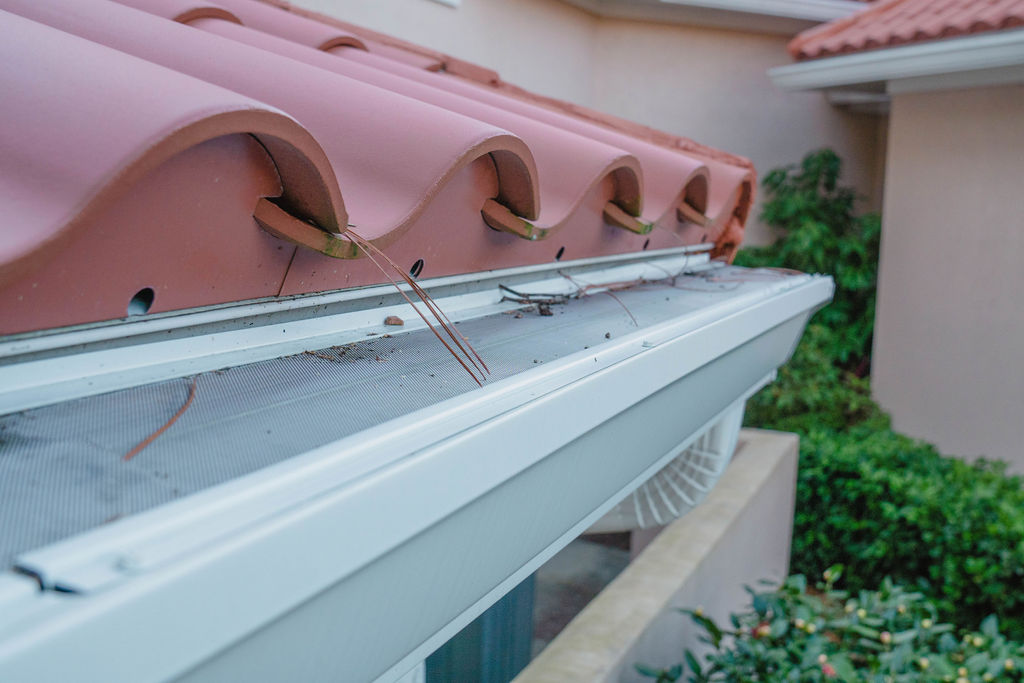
[790,0,1024,60]
[0,0,756,335]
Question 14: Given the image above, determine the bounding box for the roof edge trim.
[658,0,865,22]
[770,28,1024,92]
[558,0,863,35]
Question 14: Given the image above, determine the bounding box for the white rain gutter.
[0,251,832,683]
[770,29,1024,93]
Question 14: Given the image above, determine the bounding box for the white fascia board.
[769,29,1024,92]
[558,0,862,35]
[658,0,865,22]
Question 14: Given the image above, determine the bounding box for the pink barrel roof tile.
[214,0,750,237]
[790,0,1024,60]
[0,0,757,334]
[2,0,540,235]
[0,8,343,283]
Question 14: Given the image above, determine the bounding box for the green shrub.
[741,322,885,434]
[734,149,1024,636]
[734,148,884,434]
[794,427,1024,637]
[638,572,1024,682]
[735,148,880,370]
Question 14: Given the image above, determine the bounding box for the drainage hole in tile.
[555,246,565,261]
[127,287,155,316]
[410,259,424,279]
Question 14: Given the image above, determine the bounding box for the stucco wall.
[873,84,1024,470]
[589,19,883,244]
[290,0,884,245]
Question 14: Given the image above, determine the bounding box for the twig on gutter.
[345,228,488,386]
[558,272,639,327]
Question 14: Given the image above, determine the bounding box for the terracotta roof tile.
[0,0,756,334]
[790,0,1024,60]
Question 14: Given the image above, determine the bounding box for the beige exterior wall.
[292,0,885,245]
[873,84,1024,470]
[589,19,884,244]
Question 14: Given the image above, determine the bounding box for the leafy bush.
[735,149,880,370]
[740,321,885,434]
[731,149,1024,636]
[639,572,1024,682]
[795,427,1024,637]
[732,148,885,435]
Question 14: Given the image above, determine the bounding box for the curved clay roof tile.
[0,8,344,288]
[180,13,649,238]
[338,50,716,227]
[250,0,447,70]
[3,0,541,243]
[211,0,752,243]
[117,0,367,49]
[0,0,758,332]
[181,0,368,50]
[140,0,243,24]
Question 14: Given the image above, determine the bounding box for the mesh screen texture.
[0,269,786,569]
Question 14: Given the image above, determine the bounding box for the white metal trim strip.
[769,29,1024,91]
[0,245,712,358]
[659,0,864,22]
[0,250,713,414]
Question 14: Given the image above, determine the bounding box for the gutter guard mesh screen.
[0,270,792,569]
